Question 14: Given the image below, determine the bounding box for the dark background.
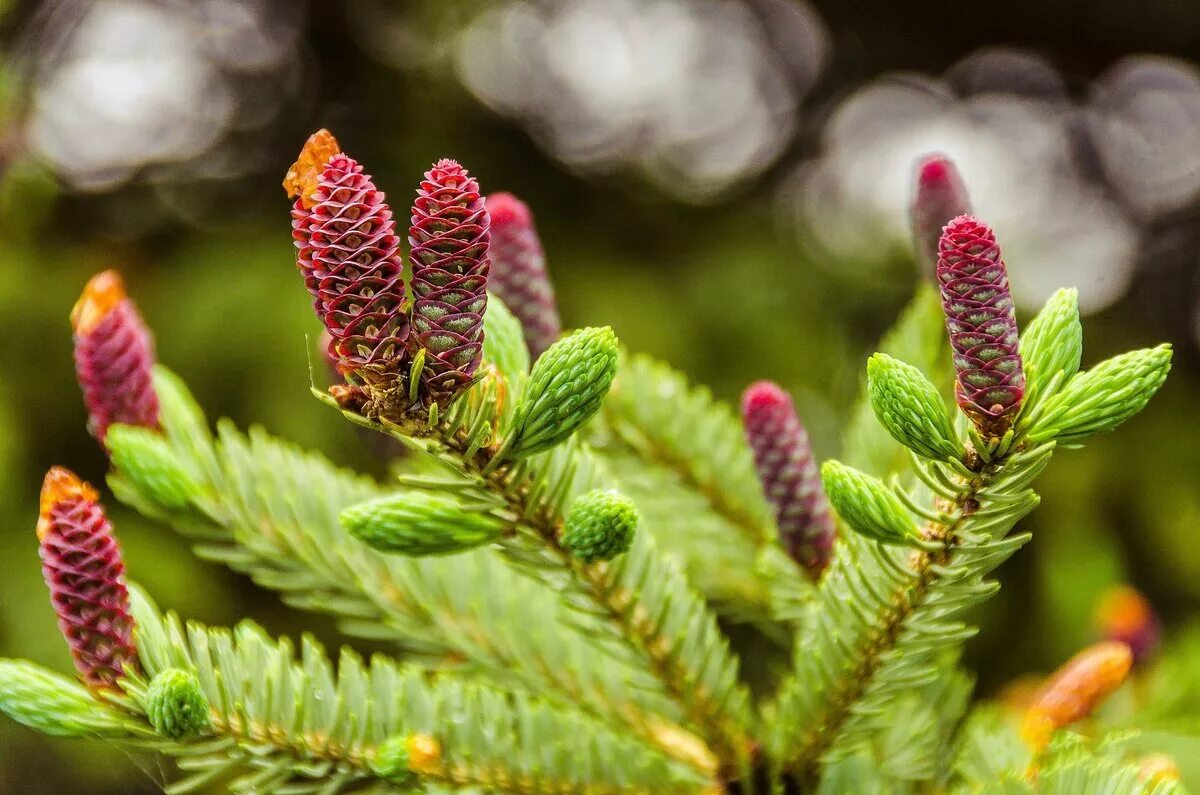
[1,1,1198,791]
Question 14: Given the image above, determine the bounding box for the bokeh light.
[455,0,827,200]
[24,0,300,192]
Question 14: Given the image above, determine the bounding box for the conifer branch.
[780,444,1049,778]
[111,367,710,775]
[317,388,757,775]
[0,586,711,795]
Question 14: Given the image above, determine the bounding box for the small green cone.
[107,424,198,509]
[372,734,415,784]
[561,490,638,563]
[506,327,619,458]
[341,491,506,556]
[867,353,961,462]
[146,668,210,740]
[821,461,919,546]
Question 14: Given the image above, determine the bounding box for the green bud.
[482,293,531,382]
[867,353,961,461]
[506,327,618,458]
[372,734,415,784]
[146,668,210,740]
[107,424,198,509]
[561,490,638,563]
[821,461,918,545]
[1028,344,1172,444]
[1020,288,1082,403]
[0,660,130,737]
[341,491,506,556]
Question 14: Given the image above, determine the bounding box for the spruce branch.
[776,443,1050,779]
[3,586,710,795]
[773,218,1172,786]
[109,367,708,774]
[316,349,756,775]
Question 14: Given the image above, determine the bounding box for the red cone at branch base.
[71,270,160,446]
[37,468,139,690]
[936,215,1025,436]
[741,381,835,578]
[409,159,491,402]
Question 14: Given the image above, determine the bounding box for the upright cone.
[287,130,409,384]
[409,159,491,403]
[71,270,159,446]
[936,215,1025,436]
[486,192,561,358]
[37,468,139,689]
[910,154,971,271]
[741,381,835,577]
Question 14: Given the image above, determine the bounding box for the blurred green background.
[2,1,1200,791]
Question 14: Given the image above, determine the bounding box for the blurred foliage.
[0,0,1198,792]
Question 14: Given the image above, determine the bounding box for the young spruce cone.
[909,154,971,271]
[937,215,1025,436]
[287,129,409,383]
[486,192,561,358]
[37,467,139,689]
[71,270,159,446]
[409,159,490,402]
[741,381,835,578]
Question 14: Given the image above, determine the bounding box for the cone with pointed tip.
[936,215,1025,436]
[1020,641,1132,751]
[910,154,971,271]
[287,130,409,384]
[71,270,159,446]
[486,192,561,358]
[741,381,835,577]
[409,159,490,402]
[37,468,139,690]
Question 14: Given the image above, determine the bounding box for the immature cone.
[1094,585,1160,666]
[71,270,160,446]
[561,490,638,563]
[287,130,409,383]
[409,159,491,402]
[372,734,416,784]
[1020,641,1133,752]
[37,468,139,689]
[741,382,835,577]
[486,192,561,358]
[910,154,971,271]
[146,668,210,740]
[936,215,1025,436]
